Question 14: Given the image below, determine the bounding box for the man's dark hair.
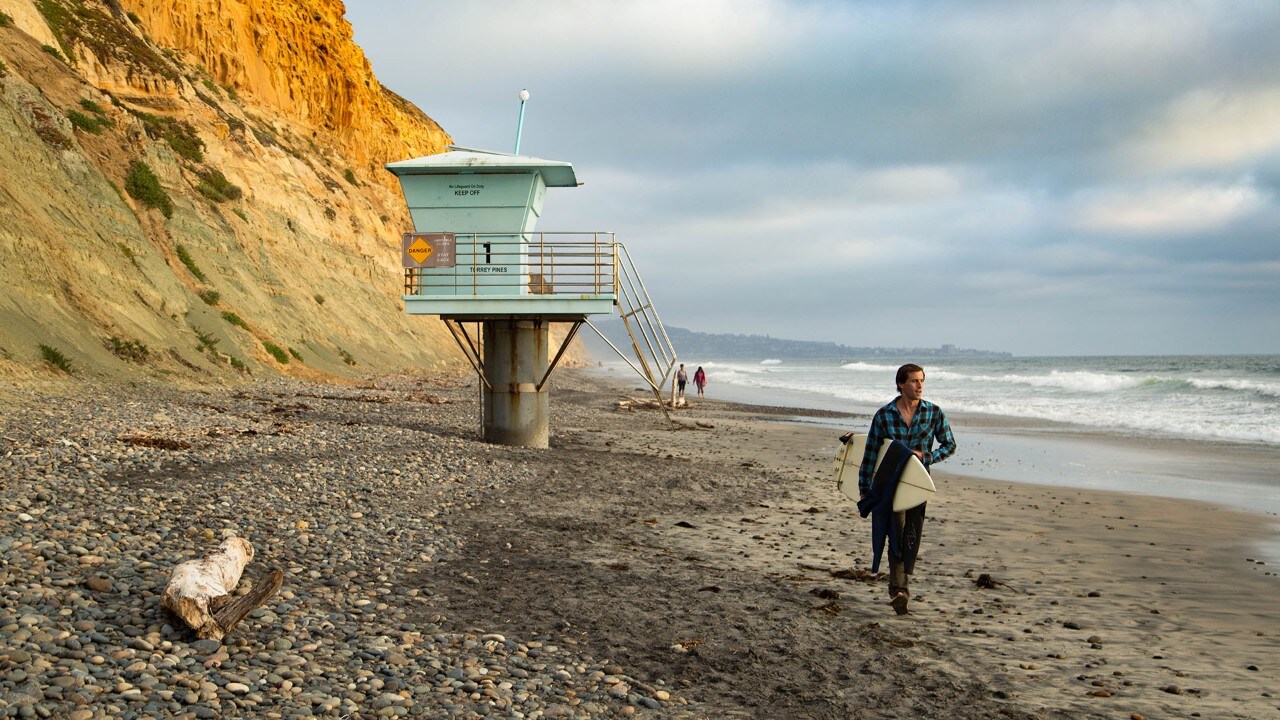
[896,363,925,391]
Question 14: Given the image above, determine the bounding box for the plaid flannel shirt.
[858,397,956,496]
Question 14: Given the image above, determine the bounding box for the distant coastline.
[582,320,1011,361]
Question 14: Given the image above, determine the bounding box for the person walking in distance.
[676,363,688,405]
[693,366,707,397]
[852,363,956,614]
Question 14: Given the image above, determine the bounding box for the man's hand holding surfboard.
[834,433,936,510]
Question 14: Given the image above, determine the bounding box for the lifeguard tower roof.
[386,146,580,188]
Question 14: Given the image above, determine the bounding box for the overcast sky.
[346,0,1280,356]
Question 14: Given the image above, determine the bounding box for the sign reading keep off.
[401,232,456,268]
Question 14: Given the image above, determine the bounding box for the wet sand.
[447,371,1279,718]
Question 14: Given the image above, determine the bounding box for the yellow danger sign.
[407,237,434,264]
[401,232,456,268]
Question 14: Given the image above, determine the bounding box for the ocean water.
[598,355,1280,544]
[693,355,1280,447]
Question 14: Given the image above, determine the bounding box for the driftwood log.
[161,537,283,640]
[616,396,691,411]
[616,396,664,411]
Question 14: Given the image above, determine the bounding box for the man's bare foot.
[890,592,909,615]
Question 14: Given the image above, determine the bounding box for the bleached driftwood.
[161,537,283,640]
[616,396,677,411]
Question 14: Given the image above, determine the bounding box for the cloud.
[1123,89,1280,174]
[1072,181,1266,234]
[347,1,1280,354]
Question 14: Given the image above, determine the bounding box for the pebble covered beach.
[0,375,691,720]
[3,371,1277,720]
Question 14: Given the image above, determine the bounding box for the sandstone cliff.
[0,0,584,384]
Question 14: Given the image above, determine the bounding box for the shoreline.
[585,365,1280,525]
[558,369,1280,717]
[2,372,1278,718]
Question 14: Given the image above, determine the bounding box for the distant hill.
[582,320,1010,361]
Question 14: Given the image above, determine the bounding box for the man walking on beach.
[854,363,956,614]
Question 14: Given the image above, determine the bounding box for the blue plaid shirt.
[858,397,956,496]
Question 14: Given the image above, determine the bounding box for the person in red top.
[693,366,707,397]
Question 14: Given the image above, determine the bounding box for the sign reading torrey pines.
[402,232,455,268]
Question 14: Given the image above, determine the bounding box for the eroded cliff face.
[115,0,445,168]
[0,0,588,384]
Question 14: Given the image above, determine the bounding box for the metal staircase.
[585,242,679,423]
[426,235,678,426]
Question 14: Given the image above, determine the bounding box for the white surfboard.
[834,433,937,511]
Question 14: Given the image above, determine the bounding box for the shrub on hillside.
[67,110,105,134]
[69,99,113,134]
[129,109,204,162]
[195,168,242,203]
[39,344,73,373]
[163,120,203,162]
[262,341,289,364]
[26,103,70,149]
[124,160,173,218]
[221,311,248,330]
[107,336,149,362]
[175,245,207,282]
[192,326,219,353]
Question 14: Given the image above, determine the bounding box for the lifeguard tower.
[387,146,677,447]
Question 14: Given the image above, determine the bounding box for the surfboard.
[833,433,937,511]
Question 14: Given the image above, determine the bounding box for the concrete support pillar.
[482,319,549,448]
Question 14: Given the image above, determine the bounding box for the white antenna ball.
[519,89,530,102]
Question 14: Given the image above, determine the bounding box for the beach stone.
[189,640,222,655]
[1161,685,1182,695]
[84,576,113,593]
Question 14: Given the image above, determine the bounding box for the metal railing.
[403,230,680,426]
[403,232,617,296]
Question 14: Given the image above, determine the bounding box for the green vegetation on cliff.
[124,161,173,218]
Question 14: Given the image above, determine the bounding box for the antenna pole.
[514,89,529,154]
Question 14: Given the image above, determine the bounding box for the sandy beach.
[1,371,1278,719]
[521,372,1280,719]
